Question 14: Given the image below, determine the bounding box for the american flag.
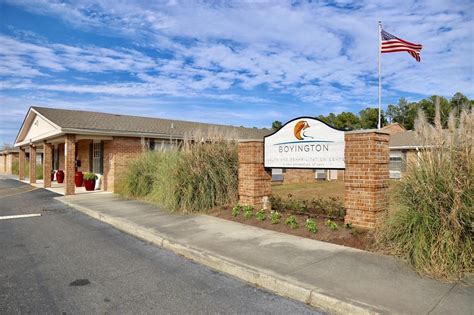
[381,29,422,62]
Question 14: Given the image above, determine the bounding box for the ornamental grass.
[119,136,238,213]
[376,100,473,281]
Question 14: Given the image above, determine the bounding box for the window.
[159,140,173,151]
[92,142,103,174]
[149,139,155,151]
[389,151,407,172]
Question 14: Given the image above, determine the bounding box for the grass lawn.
[272,180,345,200]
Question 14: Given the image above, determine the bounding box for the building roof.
[389,131,423,148]
[381,123,406,135]
[31,106,271,140]
[0,148,19,155]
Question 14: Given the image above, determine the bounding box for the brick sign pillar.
[344,130,390,229]
[64,134,76,195]
[238,140,272,210]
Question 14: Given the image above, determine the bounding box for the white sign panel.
[264,117,345,169]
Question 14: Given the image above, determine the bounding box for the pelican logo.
[293,120,313,140]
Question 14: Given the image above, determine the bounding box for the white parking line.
[0,214,42,220]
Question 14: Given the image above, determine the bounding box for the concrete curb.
[57,198,381,315]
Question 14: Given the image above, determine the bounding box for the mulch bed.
[208,206,375,251]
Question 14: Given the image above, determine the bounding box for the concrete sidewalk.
[56,193,473,314]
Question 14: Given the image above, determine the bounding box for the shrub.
[305,218,318,233]
[270,210,281,224]
[120,141,238,212]
[36,165,43,180]
[84,172,98,181]
[269,195,284,212]
[11,160,19,175]
[10,161,42,179]
[325,219,338,231]
[243,205,254,219]
[255,209,266,221]
[310,197,345,218]
[285,215,299,229]
[376,104,473,281]
[270,194,345,219]
[231,205,241,217]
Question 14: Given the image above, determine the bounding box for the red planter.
[56,170,64,183]
[75,171,84,187]
[84,179,96,191]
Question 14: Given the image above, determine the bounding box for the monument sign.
[264,117,345,169]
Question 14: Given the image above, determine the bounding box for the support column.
[29,145,36,184]
[238,140,272,210]
[43,142,53,188]
[19,148,26,180]
[344,130,390,229]
[64,134,76,195]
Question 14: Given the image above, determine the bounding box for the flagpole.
[377,21,382,129]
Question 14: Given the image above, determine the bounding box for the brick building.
[0,149,19,174]
[14,107,269,195]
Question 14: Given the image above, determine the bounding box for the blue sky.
[1,0,473,145]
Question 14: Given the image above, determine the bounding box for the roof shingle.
[32,106,270,140]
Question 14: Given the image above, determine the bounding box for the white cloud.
[1,0,473,109]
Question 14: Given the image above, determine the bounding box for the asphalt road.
[0,176,322,314]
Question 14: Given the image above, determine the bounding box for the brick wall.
[0,155,5,173]
[283,169,315,184]
[29,146,36,183]
[406,150,418,167]
[64,134,76,195]
[19,149,26,180]
[43,143,52,188]
[103,140,114,192]
[337,169,345,180]
[103,137,144,192]
[76,140,91,172]
[344,131,390,229]
[238,140,272,210]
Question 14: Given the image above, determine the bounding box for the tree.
[418,95,451,126]
[386,98,417,129]
[332,112,360,130]
[359,107,386,129]
[1,143,13,151]
[316,113,336,126]
[271,120,282,131]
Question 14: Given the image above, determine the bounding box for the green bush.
[305,218,318,233]
[84,172,98,181]
[36,165,43,180]
[270,210,281,224]
[120,141,238,213]
[231,205,241,217]
[285,215,299,229]
[243,205,253,219]
[10,161,42,179]
[376,105,473,281]
[11,160,19,175]
[269,194,345,219]
[255,209,266,221]
[325,219,338,231]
